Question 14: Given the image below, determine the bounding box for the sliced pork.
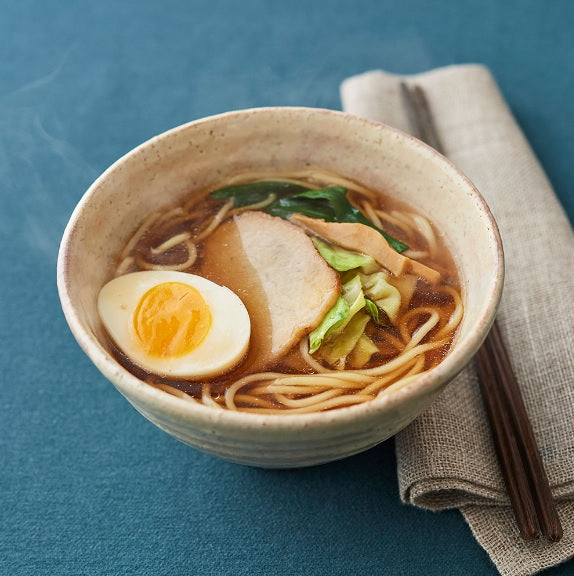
[200,211,340,372]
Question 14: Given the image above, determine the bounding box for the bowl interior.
[57,106,503,457]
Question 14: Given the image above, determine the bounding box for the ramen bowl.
[57,107,503,468]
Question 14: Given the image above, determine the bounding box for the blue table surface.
[2,1,573,575]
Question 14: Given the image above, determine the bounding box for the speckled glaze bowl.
[57,107,503,468]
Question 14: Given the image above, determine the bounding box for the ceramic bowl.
[57,107,503,468]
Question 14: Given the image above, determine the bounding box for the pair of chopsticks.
[400,82,562,543]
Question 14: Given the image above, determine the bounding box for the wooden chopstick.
[485,323,563,541]
[399,81,562,542]
[475,335,542,540]
[400,83,445,153]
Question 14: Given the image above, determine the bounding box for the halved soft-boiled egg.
[97,270,251,379]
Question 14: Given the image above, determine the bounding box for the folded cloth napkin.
[341,64,574,576]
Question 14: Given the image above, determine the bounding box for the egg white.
[97,270,251,378]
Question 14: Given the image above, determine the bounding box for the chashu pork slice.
[200,211,340,372]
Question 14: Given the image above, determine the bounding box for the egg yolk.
[132,282,212,358]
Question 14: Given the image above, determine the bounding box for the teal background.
[1,1,572,574]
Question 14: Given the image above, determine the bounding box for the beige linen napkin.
[341,64,574,576]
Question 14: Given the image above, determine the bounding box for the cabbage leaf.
[308,296,349,354]
[318,312,372,370]
[309,274,364,353]
[311,237,376,272]
[309,266,403,368]
[347,333,380,369]
[359,271,402,324]
[364,298,381,324]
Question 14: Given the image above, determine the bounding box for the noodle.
[194,198,234,242]
[150,231,192,255]
[275,389,342,408]
[228,193,277,215]
[151,381,198,402]
[201,383,223,409]
[238,394,375,415]
[374,209,416,243]
[399,307,440,350]
[360,200,385,230]
[136,239,198,271]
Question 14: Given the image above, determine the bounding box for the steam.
[1,45,99,265]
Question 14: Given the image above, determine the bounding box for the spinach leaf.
[266,186,408,253]
[210,181,310,207]
[210,181,408,253]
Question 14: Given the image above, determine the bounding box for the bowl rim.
[57,105,504,433]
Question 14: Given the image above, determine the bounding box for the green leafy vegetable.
[266,187,348,221]
[210,181,310,207]
[364,298,381,324]
[210,181,408,253]
[347,334,380,369]
[311,237,376,272]
[318,312,372,370]
[308,296,349,354]
[359,271,401,324]
[309,275,364,354]
[338,275,366,329]
[309,267,403,367]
